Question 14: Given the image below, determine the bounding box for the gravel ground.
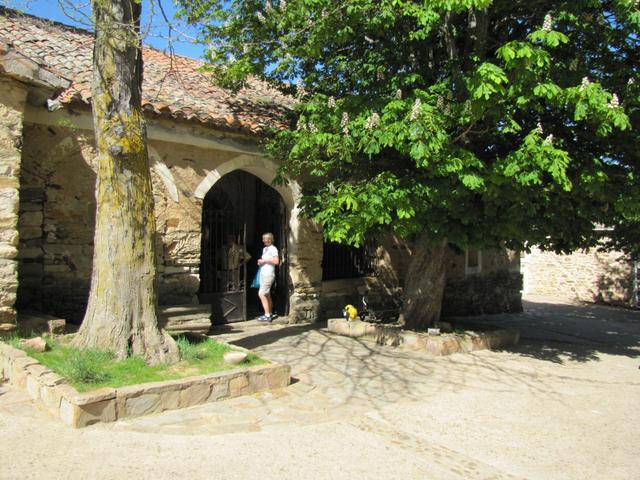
[1,296,639,480]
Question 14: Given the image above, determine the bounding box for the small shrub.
[176,336,208,361]
[57,349,113,385]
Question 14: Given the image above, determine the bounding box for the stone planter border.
[0,340,290,428]
[328,318,519,355]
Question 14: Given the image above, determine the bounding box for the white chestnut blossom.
[628,78,636,86]
[410,98,422,121]
[395,89,402,100]
[365,112,380,130]
[341,112,350,135]
[580,76,590,91]
[608,93,619,108]
[256,11,266,23]
[296,80,307,98]
[308,122,319,134]
[279,0,287,11]
[327,96,336,108]
[542,13,553,32]
[265,1,273,13]
[544,134,554,145]
[535,122,544,135]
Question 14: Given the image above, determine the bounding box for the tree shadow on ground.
[455,298,640,364]
[199,298,640,425]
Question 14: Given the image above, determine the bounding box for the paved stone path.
[1,296,639,479]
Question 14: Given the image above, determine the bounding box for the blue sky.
[4,0,206,59]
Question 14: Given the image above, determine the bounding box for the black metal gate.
[198,171,288,323]
[199,210,248,323]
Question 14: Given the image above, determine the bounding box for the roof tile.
[0,7,294,135]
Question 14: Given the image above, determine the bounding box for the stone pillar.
[0,79,27,333]
[287,211,323,323]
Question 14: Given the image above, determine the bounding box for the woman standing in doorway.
[257,232,279,322]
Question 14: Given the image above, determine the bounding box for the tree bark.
[74,0,179,364]
[398,235,449,331]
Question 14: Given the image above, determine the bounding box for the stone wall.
[0,79,27,332]
[17,126,96,321]
[522,246,635,306]
[16,118,321,323]
[319,243,522,319]
[444,248,522,316]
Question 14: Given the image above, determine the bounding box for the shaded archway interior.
[199,170,288,323]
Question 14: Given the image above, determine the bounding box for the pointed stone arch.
[194,154,299,209]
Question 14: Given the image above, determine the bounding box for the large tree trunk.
[399,235,449,331]
[74,0,179,364]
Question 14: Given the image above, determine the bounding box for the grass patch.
[20,336,267,392]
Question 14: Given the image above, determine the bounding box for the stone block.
[0,289,16,306]
[67,387,116,406]
[0,341,25,359]
[39,371,66,387]
[0,243,17,259]
[119,393,162,418]
[19,227,42,240]
[327,318,350,336]
[229,374,250,397]
[248,371,268,391]
[0,306,17,324]
[208,378,230,401]
[26,374,41,400]
[2,357,10,380]
[18,247,42,260]
[401,332,427,350]
[11,362,29,388]
[0,322,17,334]
[19,211,43,227]
[60,398,116,428]
[179,382,211,408]
[26,363,49,378]
[158,389,180,411]
[40,384,63,415]
[48,319,65,334]
[0,228,18,245]
[348,321,367,337]
[263,364,291,389]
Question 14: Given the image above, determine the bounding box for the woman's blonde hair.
[262,232,274,242]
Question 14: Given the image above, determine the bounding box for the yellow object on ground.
[343,304,358,321]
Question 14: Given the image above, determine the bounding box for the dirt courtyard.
[1,296,639,479]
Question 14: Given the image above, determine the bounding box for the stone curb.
[327,318,519,355]
[0,340,291,428]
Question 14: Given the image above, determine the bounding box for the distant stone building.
[0,8,522,333]
[521,245,638,308]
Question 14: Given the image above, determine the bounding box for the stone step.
[158,305,212,335]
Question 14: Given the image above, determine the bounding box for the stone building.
[0,8,522,333]
[521,244,638,308]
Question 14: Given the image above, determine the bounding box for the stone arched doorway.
[198,170,288,323]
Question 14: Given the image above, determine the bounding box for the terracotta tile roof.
[0,7,294,135]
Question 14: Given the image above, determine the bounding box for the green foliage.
[177,0,640,254]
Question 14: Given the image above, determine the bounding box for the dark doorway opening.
[199,170,288,323]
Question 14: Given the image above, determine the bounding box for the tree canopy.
[177,0,639,256]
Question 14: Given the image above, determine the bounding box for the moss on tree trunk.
[73,0,178,364]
